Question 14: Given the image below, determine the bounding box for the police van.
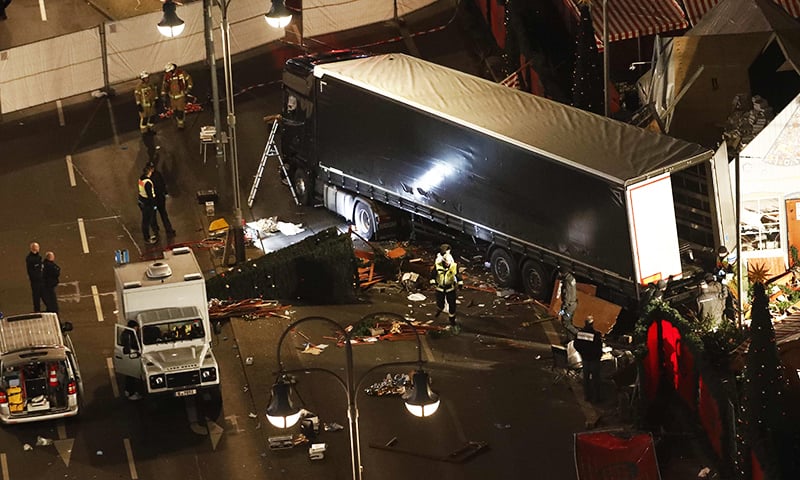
[0,313,83,424]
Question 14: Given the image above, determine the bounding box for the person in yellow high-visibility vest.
[134,71,158,134]
[430,244,463,326]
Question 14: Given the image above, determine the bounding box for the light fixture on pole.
[158,0,185,38]
[265,0,292,28]
[265,313,440,480]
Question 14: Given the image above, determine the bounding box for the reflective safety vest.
[138,177,154,199]
[433,259,459,292]
[163,71,193,99]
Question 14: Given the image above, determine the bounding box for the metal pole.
[219,0,246,263]
[345,337,362,480]
[602,0,610,117]
[204,0,223,157]
[735,152,743,328]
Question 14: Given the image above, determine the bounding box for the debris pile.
[364,373,411,396]
[208,298,289,321]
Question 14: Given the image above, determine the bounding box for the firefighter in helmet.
[430,244,463,326]
[161,62,193,129]
[134,71,158,134]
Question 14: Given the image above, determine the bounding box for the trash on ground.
[364,373,410,396]
[35,436,53,446]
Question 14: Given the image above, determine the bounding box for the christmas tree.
[571,0,603,114]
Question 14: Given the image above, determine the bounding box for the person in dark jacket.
[26,242,44,312]
[147,160,176,237]
[138,164,158,244]
[557,271,579,339]
[574,316,603,403]
[42,251,61,314]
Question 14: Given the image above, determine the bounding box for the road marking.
[0,453,7,480]
[91,285,104,322]
[56,100,64,126]
[106,357,120,398]
[420,335,436,364]
[77,218,89,253]
[39,0,48,21]
[57,422,66,440]
[66,155,76,187]
[123,438,139,479]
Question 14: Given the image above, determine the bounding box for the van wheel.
[293,169,311,205]
[353,200,376,240]
[490,248,519,287]
[521,259,551,301]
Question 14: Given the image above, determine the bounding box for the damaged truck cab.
[113,247,219,399]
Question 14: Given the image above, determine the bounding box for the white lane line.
[77,218,89,253]
[57,422,67,440]
[66,155,76,187]
[106,357,120,398]
[91,285,104,322]
[56,100,64,126]
[123,438,139,479]
[39,0,47,21]
[0,453,8,480]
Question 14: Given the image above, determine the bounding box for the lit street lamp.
[264,0,292,28]
[266,313,440,480]
[157,0,246,263]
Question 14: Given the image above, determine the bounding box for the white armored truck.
[0,312,83,424]
[113,247,219,399]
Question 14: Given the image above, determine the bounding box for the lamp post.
[157,0,245,263]
[266,313,440,480]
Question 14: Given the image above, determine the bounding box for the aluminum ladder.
[248,119,299,207]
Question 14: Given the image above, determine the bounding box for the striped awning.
[683,0,800,25]
[565,0,689,50]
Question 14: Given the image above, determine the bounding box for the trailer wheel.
[293,169,311,205]
[490,248,519,287]
[353,200,377,240]
[521,260,551,301]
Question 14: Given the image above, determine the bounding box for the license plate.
[175,389,197,397]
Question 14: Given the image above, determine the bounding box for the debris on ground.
[364,373,410,396]
[208,298,288,321]
[35,436,53,446]
[246,216,306,239]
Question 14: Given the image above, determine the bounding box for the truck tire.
[353,200,377,240]
[293,169,312,205]
[521,259,551,301]
[490,248,519,288]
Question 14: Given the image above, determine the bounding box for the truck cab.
[0,313,83,424]
[113,247,219,399]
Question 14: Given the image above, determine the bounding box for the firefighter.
[161,62,193,129]
[134,71,158,134]
[557,270,579,340]
[138,164,158,245]
[430,244,463,326]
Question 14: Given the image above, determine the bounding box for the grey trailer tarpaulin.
[574,429,661,480]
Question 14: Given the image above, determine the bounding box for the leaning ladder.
[247,119,299,207]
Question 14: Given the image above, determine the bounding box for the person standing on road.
[138,164,158,245]
[430,243,463,326]
[557,270,579,340]
[26,242,44,312]
[0,0,11,20]
[147,160,176,237]
[161,63,193,129]
[134,71,158,135]
[574,316,603,403]
[42,251,61,314]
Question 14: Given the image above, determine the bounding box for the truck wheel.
[353,200,377,240]
[490,248,519,288]
[521,260,551,301]
[293,169,311,205]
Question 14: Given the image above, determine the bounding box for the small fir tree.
[571,0,603,114]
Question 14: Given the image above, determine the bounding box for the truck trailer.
[279,51,734,304]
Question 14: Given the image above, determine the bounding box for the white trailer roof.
[0,313,63,354]
[314,53,714,186]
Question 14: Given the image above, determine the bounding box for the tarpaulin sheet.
[564,0,688,50]
[304,0,436,38]
[574,430,661,480]
[683,0,800,26]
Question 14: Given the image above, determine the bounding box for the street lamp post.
[157,0,245,263]
[266,313,440,480]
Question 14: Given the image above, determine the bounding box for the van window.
[141,318,205,345]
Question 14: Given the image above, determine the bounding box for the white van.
[0,313,83,424]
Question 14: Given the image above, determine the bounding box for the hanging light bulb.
[265,0,292,28]
[158,0,186,38]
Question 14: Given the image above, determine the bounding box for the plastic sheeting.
[0,0,436,114]
[574,430,661,480]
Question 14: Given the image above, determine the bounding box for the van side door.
[112,324,142,379]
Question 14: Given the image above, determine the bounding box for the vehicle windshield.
[140,318,205,345]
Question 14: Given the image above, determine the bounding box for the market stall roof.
[315,53,713,186]
[682,0,800,28]
[563,0,688,50]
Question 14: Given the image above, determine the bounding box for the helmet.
[165,63,176,73]
[139,71,149,80]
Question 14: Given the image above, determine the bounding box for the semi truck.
[112,247,220,400]
[279,51,735,305]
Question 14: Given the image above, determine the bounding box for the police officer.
[430,244,463,326]
[138,164,158,244]
[134,71,158,134]
[574,316,603,403]
[42,251,61,314]
[161,63,193,129]
[26,242,44,312]
[147,160,175,237]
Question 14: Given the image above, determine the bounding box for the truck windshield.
[140,318,205,345]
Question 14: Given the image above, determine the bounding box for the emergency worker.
[574,316,603,403]
[558,270,579,339]
[430,244,463,326]
[134,71,158,134]
[697,272,728,327]
[138,164,158,244]
[26,241,44,312]
[42,251,61,314]
[161,63,193,129]
[146,160,175,237]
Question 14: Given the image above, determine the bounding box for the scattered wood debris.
[208,298,289,321]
